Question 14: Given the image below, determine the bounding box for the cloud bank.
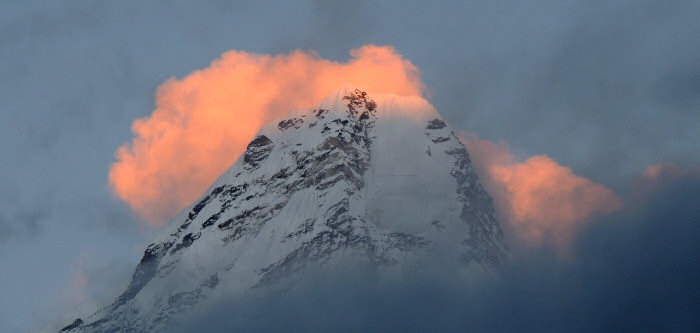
[170,167,700,332]
[109,45,424,226]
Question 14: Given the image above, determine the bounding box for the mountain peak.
[62,87,507,332]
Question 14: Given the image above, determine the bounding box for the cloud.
[458,133,621,253]
[638,162,700,184]
[169,167,700,333]
[109,45,424,226]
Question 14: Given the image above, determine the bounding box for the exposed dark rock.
[81,317,109,331]
[277,118,304,131]
[243,135,274,167]
[189,196,210,220]
[201,213,220,229]
[188,186,225,220]
[114,241,173,306]
[426,118,447,129]
[60,318,83,332]
[324,198,350,228]
[285,218,316,239]
[176,221,191,234]
[170,232,201,255]
[431,136,451,143]
[221,183,247,200]
[217,205,268,240]
[343,89,377,115]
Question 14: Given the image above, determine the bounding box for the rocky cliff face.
[62,85,507,332]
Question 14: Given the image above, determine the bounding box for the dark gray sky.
[1,1,699,331]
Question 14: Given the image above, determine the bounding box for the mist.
[171,169,700,332]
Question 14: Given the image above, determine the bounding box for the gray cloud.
[171,170,700,332]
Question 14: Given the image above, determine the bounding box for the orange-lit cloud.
[640,162,679,179]
[458,133,621,254]
[639,162,700,181]
[109,45,424,226]
[634,162,700,195]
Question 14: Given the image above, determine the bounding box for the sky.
[0,1,699,332]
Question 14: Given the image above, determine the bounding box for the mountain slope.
[62,85,507,332]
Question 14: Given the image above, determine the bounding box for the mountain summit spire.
[62,87,507,332]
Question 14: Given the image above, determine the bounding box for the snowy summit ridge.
[61,84,508,332]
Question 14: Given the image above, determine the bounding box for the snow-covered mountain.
[61,85,507,332]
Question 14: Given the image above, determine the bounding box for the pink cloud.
[459,133,622,254]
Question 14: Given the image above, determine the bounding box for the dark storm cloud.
[171,170,700,333]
